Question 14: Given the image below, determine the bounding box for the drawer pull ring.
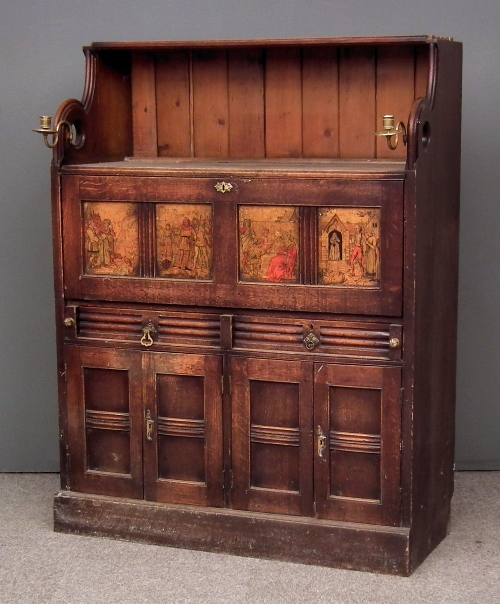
[303,332,319,351]
[146,410,155,441]
[141,321,156,348]
[214,181,233,193]
[317,426,327,459]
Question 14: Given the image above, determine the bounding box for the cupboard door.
[65,346,144,499]
[314,364,401,526]
[143,353,224,507]
[231,357,314,516]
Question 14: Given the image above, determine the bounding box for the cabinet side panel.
[156,51,192,157]
[404,41,462,572]
[228,49,265,158]
[264,48,303,157]
[302,47,339,158]
[192,50,229,157]
[338,48,376,158]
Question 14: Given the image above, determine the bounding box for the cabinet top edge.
[60,158,407,179]
[87,35,457,51]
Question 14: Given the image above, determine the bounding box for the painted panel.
[238,206,299,283]
[318,207,381,287]
[84,202,139,276]
[156,203,213,280]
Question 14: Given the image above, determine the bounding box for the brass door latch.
[146,410,155,441]
[317,425,327,459]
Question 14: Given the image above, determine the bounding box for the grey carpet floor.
[0,472,499,603]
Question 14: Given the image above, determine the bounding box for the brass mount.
[33,116,73,149]
[375,115,407,151]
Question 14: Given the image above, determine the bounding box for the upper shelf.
[52,37,462,169]
[61,158,406,179]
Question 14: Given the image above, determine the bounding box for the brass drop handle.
[146,410,155,441]
[317,425,327,459]
[140,321,156,348]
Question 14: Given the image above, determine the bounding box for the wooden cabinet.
[46,36,462,575]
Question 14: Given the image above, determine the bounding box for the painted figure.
[350,225,365,277]
[365,231,380,279]
[178,217,195,270]
[162,224,173,270]
[328,231,341,261]
[193,219,211,270]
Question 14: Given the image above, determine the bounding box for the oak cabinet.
[46,36,462,575]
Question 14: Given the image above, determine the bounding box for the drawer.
[232,315,402,361]
[64,304,221,350]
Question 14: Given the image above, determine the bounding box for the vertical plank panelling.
[156,52,191,157]
[265,48,303,157]
[302,47,339,158]
[338,48,376,158]
[376,47,415,159]
[131,53,158,157]
[228,49,265,158]
[415,45,430,99]
[192,50,229,157]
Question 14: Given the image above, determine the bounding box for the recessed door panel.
[314,363,401,526]
[65,346,143,499]
[144,353,223,507]
[231,357,313,516]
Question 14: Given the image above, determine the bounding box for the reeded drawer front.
[232,315,402,361]
[65,304,401,361]
[61,174,403,316]
[65,304,221,350]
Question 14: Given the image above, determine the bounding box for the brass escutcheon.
[214,181,233,194]
[303,332,319,351]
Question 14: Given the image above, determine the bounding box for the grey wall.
[1,1,499,471]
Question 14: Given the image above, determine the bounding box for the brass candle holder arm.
[33,116,73,149]
[375,115,407,151]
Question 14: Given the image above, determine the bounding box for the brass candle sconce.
[375,115,407,150]
[33,116,73,149]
